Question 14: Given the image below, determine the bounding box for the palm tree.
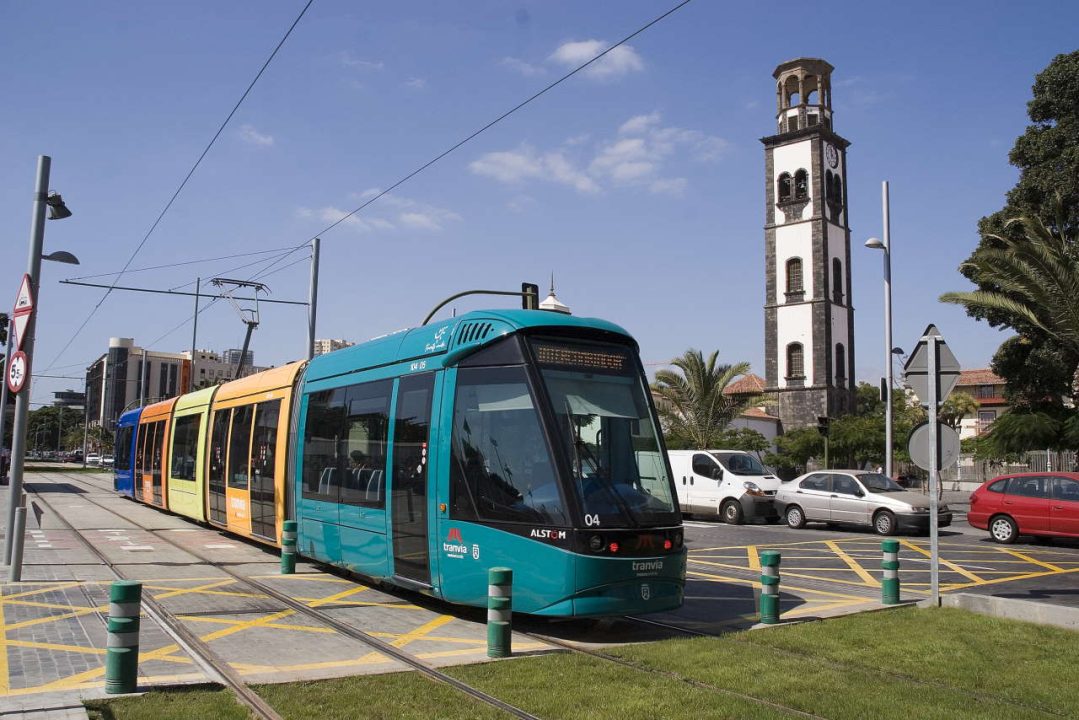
[941,198,1079,400]
[938,391,979,431]
[651,349,758,450]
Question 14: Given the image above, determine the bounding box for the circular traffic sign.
[6,350,28,394]
[907,421,960,472]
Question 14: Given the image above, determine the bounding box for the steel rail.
[42,473,542,720]
[24,483,284,720]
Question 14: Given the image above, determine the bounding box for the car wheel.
[873,510,897,536]
[721,499,744,525]
[989,515,1018,544]
[785,505,806,529]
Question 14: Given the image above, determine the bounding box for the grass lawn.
[86,606,1077,720]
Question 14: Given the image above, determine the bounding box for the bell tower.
[762,58,855,429]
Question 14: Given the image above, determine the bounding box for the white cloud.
[239,124,274,147]
[297,191,458,234]
[471,113,725,196]
[470,146,598,194]
[404,77,427,89]
[618,112,661,135]
[501,57,546,77]
[649,178,688,196]
[549,40,643,79]
[339,53,384,71]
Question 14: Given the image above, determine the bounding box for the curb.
[935,592,1079,631]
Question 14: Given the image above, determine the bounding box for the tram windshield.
[532,338,678,528]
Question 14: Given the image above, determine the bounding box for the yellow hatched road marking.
[390,614,456,648]
[176,615,335,634]
[197,609,295,643]
[307,585,369,607]
[996,548,1064,572]
[0,582,84,601]
[901,540,984,584]
[825,540,879,586]
[152,579,263,601]
[3,640,104,656]
[746,545,760,572]
[943,566,1079,592]
[2,605,106,632]
[687,568,868,601]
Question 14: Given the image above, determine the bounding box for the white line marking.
[120,545,154,551]
[204,543,235,549]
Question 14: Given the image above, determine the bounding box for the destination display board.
[532,340,630,373]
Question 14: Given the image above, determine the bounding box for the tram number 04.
[584,514,600,527]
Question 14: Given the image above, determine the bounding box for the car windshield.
[711,452,767,476]
[860,473,905,493]
[533,339,678,528]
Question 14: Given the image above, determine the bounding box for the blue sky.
[2,0,1077,409]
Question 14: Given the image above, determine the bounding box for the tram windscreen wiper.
[564,401,640,527]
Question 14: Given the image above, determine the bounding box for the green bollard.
[281,520,297,574]
[759,550,781,624]
[881,539,900,604]
[105,580,142,694]
[487,567,512,658]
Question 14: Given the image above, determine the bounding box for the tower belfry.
[762,58,856,429]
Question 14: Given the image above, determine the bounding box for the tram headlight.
[673,529,684,548]
[589,535,605,552]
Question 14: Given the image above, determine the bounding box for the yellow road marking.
[308,585,369,608]
[390,614,456,648]
[2,605,106,632]
[0,586,8,693]
[825,540,880,586]
[944,566,1079,592]
[686,569,868,601]
[2,640,105,656]
[0,582,84,601]
[152,579,263,601]
[901,540,984,584]
[197,609,296,643]
[746,545,760,572]
[996,548,1064,572]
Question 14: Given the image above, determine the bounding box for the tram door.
[207,411,229,526]
[224,405,254,535]
[391,374,435,585]
[140,422,159,503]
[249,401,281,541]
[150,421,164,506]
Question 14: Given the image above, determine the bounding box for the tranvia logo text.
[632,560,664,575]
[443,527,468,559]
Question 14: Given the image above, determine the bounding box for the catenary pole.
[928,334,940,605]
[307,237,320,360]
[4,155,50,567]
[190,277,200,384]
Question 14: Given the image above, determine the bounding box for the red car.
[969,472,1079,543]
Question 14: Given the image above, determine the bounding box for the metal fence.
[938,450,1079,489]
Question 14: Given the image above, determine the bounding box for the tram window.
[251,400,280,481]
[450,366,567,525]
[228,405,254,490]
[170,415,200,481]
[341,380,391,507]
[135,424,148,477]
[301,389,347,503]
[208,410,230,524]
[115,426,132,471]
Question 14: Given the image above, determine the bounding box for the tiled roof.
[741,406,779,420]
[724,373,766,395]
[956,369,1004,386]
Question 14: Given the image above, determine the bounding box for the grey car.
[775,470,952,535]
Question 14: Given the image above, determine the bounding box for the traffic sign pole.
[4,156,50,570]
[928,335,940,605]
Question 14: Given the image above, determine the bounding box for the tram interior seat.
[365,469,383,503]
[318,467,338,495]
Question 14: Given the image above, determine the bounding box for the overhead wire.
[250,0,695,282]
[64,246,299,282]
[43,0,315,371]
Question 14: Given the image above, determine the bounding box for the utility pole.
[307,237,320,360]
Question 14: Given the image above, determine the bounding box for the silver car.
[776,470,952,535]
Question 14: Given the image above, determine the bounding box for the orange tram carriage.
[114,308,687,617]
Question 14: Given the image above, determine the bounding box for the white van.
[667,450,781,524]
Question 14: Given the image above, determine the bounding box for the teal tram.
[116,306,686,617]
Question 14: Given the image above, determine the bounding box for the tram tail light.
[663,539,672,550]
[608,541,620,554]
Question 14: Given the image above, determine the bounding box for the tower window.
[786,343,805,379]
[794,170,808,200]
[832,258,843,303]
[785,258,804,299]
[835,343,846,383]
[777,173,792,202]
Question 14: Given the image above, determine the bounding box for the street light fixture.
[865,181,894,478]
[3,155,73,581]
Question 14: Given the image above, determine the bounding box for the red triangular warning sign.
[13,274,34,315]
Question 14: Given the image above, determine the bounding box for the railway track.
[28,473,542,720]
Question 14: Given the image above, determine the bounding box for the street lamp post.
[4,156,75,579]
[866,181,894,479]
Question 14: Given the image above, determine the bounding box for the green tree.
[28,405,83,451]
[712,427,770,453]
[955,51,1079,401]
[764,428,823,478]
[0,312,8,345]
[651,350,758,450]
[942,203,1079,403]
[939,391,979,430]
